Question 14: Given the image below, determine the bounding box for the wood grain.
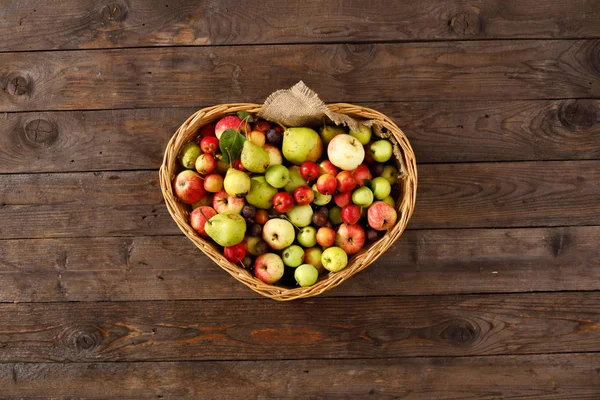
[0,293,598,362]
[0,99,598,174]
[1,40,599,112]
[0,226,598,302]
[2,0,600,52]
[1,354,599,399]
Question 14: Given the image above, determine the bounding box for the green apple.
[349,125,372,145]
[328,205,343,225]
[319,125,346,145]
[241,140,270,173]
[371,177,391,200]
[380,165,399,185]
[312,184,332,206]
[282,245,304,267]
[321,246,348,272]
[246,176,278,209]
[382,196,395,207]
[265,165,290,189]
[282,127,323,165]
[286,204,314,228]
[204,212,246,247]
[295,264,319,286]
[284,166,308,193]
[224,168,251,198]
[178,142,201,169]
[352,186,374,207]
[297,226,317,247]
[370,140,393,163]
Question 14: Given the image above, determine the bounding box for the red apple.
[316,227,336,248]
[255,209,269,225]
[300,161,320,181]
[273,192,294,213]
[233,159,245,171]
[203,173,223,193]
[195,153,216,175]
[189,206,216,237]
[341,204,361,225]
[213,190,245,214]
[316,174,337,195]
[319,160,339,177]
[335,223,366,255]
[224,243,246,263]
[200,136,219,154]
[253,120,271,133]
[334,191,352,208]
[199,123,216,138]
[367,201,398,231]
[336,171,357,193]
[215,115,249,139]
[294,185,315,206]
[174,170,206,204]
[352,164,372,186]
[254,253,285,284]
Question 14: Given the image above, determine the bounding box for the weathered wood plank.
[1,40,599,112]
[1,354,599,399]
[2,0,600,52]
[0,226,597,302]
[0,293,598,361]
[1,99,598,174]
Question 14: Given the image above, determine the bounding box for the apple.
[174,170,206,204]
[262,218,295,250]
[253,120,271,133]
[335,223,365,255]
[204,173,224,193]
[191,194,213,209]
[297,226,317,247]
[316,174,337,195]
[303,247,324,274]
[244,236,268,256]
[367,201,398,231]
[328,205,343,225]
[321,247,348,272]
[341,204,361,225]
[319,125,346,145]
[300,161,320,181]
[381,165,399,185]
[328,134,365,171]
[319,160,339,177]
[200,136,219,154]
[295,264,319,287]
[370,140,393,163]
[286,204,314,228]
[265,165,290,189]
[215,115,248,139]
[233,159,245,171]
[248,130,266,147]
[282,127,323,165]
[224,243,246,263]
[334,191,352,207]
[254,253,285,284]
[284,166,308,193]
[371,177,392,200]
[223,168,251,198]
[311,184,332,206]
[294,186,314,206]
[363,144,375,164]
[255,209,269,225]
[204,212,246,246]
[349,125,372,145]
[282,245,305,267]
[351,164,372,186]
[316,227,336,247]
[178,142,201,169]
[352,186,374,207]
[382,196,395,207]
[246,176,278,209]
[336,171,357,193]
[199,123,216,137]
[195,153,216,175]
[189,206,217,237]
[264,144,283,166]
[273,192,294,213]
[241,140,270,173]
[213,190,245,214]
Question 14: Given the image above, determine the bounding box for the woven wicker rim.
[159,103,417,301]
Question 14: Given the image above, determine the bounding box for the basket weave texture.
[159,103,417,301]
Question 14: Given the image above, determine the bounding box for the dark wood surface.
[1,1,599,398]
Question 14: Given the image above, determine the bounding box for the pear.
[282,127,323,165]
[246,176,278,209]
[319,125,346,145]
[178,142,201,169]
[241,141,270,173]
[204,212,246,247]
[224,168,251,198]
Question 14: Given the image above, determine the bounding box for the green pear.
[245,176,278,209]
[241,140,270,173]
[319,125,346,145]
[178,142,201,169]
[204,212,246,247]
[224,168,251,198]
[282,127,323,165]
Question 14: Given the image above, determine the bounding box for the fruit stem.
[197,207,212,226]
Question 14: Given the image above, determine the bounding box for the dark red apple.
[273,192,294,213]
[300,161,320,181]
[352,164,372,186]
[294,185,314,205]
[200,136,219,154]
[341,204,361,225]
[224,243,246,263]
[316,174,337,195]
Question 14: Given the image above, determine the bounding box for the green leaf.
[219,129,246,164]
[363,179,374,191]
[237,111,254,123]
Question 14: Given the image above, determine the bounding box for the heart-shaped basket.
[159,103,417,300]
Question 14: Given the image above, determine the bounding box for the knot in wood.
[101,3,128,22]
[59,326,103,352]
[6,75,31,96]
[440,319,478,347]
[23,119,59,147]
[558,100,597,130]
[449,10,482,37]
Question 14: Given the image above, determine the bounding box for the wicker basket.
[159,103,417,301]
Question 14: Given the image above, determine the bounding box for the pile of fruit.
[173,111,400,288]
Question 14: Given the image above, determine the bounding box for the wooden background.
[1,0,599,398]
